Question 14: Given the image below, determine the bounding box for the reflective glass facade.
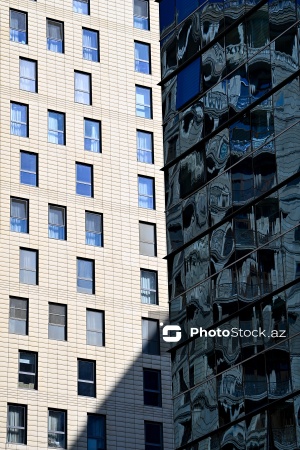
[159,0,300,448]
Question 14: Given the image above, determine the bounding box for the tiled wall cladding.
[160,0,300,448]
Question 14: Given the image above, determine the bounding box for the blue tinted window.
[86,212,103,247]
[10,10,27,44]
[48,111,65,145]
[137,130,153,163]
[159,0,175,34]
[87,415,106,450]
[11,103,28,137]
[76,163,93,197]
[49,205,66,240]
[136,86,152,118]
[77,259,94,294]
[138,176,155,209]
[176,57,201,109]
[135,42,150,74]
[11,198,28,233]
[20,152,37,186]
[47,20,63,53]
[74,0,89,14]
[177,0,199,24]
[134,0,149,30]
[84,119,100,153]
[83,29,99,62]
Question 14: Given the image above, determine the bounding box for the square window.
[7,404,27,444]
[135,42,150,74]
[20,151,37,186]
[87,414,106,450]
[134,0,149,30]
[87,309,104,346]
[86,212,103,246]
[137,130,153,163]
[75,71,91,105]
[18,351,37,389]
[74,0,89,14]
[48,111,65,145]
[9,297,28,335]
[136,86,152,119]
[49,303,67,341]
[141,270,157,304]
[77,258,95,294]
[139,222,157,256]
[84,119,101,153]
[10,197,28,233]
[76,163,93,197]
[78,359,96,397]
[138,176,155,209]
[144,421,163,450]
[10,10,27,44]
[11,102,28,137]
[48,409,66,449]
[142,318,160,355]
[83,29,99,62]
[20,58,37,92]
[20,248,38,285]
[49,205,66,240]
[47,19,64,53]
[143,369,161,406]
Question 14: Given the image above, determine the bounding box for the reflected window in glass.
[137,130,153,163]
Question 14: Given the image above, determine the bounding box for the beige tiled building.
[0,0,173,448]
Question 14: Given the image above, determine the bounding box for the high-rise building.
[159,0,300,448]
[0,0,173,449]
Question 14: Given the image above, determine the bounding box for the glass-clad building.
[159,0,300,448]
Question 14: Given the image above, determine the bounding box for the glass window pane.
[7,405,26,444]
[135,42,150,74]
[77,258,94,294]
[11,103,28,137]
[47,20,63,53]
[142,319,160,355]
[76,164,93,197]
[9,298,28,335]
[20,152,37,186]
[11,198,28,233]
[83,29,99,62]
[137,130,153,163]
[141,270,157,304]
[20,249,37,285]
[75,72,91,105]
[134,0,149,30]
[138,176,154,209]
[136,86,152,118]
[84,119,100,152]
[10,10,27,44]
[49,205,66,240]
[74,0,89,14]
[48,410,66,448]
[20,59,36,92]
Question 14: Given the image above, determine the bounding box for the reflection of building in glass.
[159,0,300,447]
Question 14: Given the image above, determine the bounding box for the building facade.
[0,0,173,448]
[159,0,300,448]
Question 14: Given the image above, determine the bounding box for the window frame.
[82,28,99,62]
[133,0,150,30]
[86,309,105,346]
[48,303,67,341]
[10,9,28,44]
[10,197,29,234]
[20,151,38,186]
[78,359,96,397]
[48,110,66,145]
[7,404,27,444]
[85,211,103,247]
[19,57,37,93]
[134,41,151,74]
[48,409,67,449]
[48,204,67,240]
[74,71,92,105]
[140,269,158,305]
[73,0,90,15]
[77,257,95,294]
[18,350,38,390]
[138,175,155,209]
[9,297,28,336]
[46,18,64,53]
[84,118,101,153]
[76,162,93,197]
[139,221,157,257]
[143,368,162,407]
[11,102,28,137]
[19,247,38,285]
[144,421,163,450]
[137,130,154,164]
[87,414,106,450]
[135,85,152,119]
[142,318,160,355]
